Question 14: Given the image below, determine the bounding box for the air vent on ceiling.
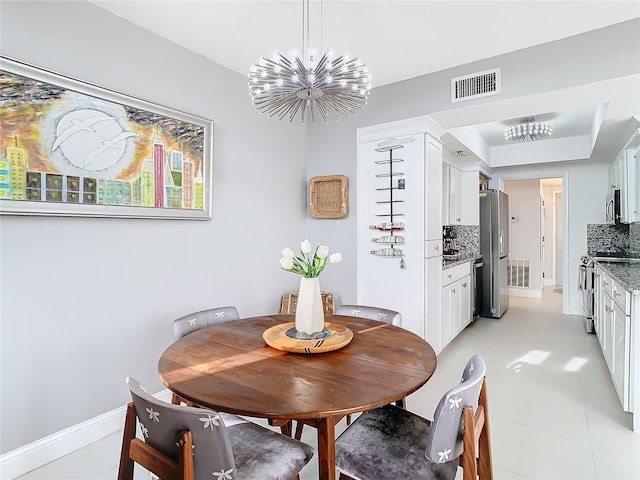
[451,68,501,103]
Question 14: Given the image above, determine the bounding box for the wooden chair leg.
[177,431,195,480]
[339,473,354,480]
[461,406,477,480]
[117,403,137,480]
[294,421,305,440]
[477,379,494,480]
[395,398,406,409]
[171,392,181,405]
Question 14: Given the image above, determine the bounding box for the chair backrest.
[125,377,237,479]
[424,355,486,464]
[335,304,402,327]
[280,291,335,314]
[172,306,239,340]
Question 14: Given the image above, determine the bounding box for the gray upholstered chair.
[171,306,240,406]
[172,305,240,340]
[334,355,493,480]
[335,304,402,327]
[298,304,402,437]
[118,377,314,480]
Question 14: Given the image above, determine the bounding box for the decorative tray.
[263,322,353,354]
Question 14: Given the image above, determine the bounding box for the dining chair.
[280,291,335,314]
[172,305,240,340]
[334,354,493,480]
[171,306,240,406]
[292,304,404,440]
[335,304,402,327]
[118,377,314,480]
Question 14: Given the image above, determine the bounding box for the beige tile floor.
[17,288,640,480]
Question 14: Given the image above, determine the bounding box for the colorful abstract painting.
[0,57,212,219]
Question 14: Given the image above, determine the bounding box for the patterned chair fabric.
[125,377,314,480]
[335,304,402,327]
[334,355,487,480]
[172,306,240,340]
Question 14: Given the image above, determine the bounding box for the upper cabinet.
[442,159,480,226]
[611,129,640,224]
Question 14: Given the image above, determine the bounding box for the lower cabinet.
[594,265,632,412]
[441,262,471,350]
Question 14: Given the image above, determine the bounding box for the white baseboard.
[509,288,542,299]
[0,389,172,479]
[543,278,555,286]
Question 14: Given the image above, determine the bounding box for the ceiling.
[92,1,640,168]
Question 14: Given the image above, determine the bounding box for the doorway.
[502,177,564,301]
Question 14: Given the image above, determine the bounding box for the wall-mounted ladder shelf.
[369,143,406,261]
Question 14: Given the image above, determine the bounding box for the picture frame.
[0,56,213,220]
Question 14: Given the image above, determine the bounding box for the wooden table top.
[158,314,437,420]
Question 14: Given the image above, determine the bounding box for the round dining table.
[158,314,437,480]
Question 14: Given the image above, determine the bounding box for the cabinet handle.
[604,281,609,286]
[614,291,621,297]
[447,274,452,279]
[434,245,440,251]
[452,288,456,294]
[462,283,467,288]
[456,218,461,222]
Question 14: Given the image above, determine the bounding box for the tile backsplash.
[630,222,639,258]
[443,225,480,259]
[587,223,630,256]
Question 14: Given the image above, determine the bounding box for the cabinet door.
[442,164,450,225]
[603,293,614,371]
[630,148,640,222]
[594,269,602,342]
[441,282,460,349]
[460,276,471,329]
[425,136,443,240]
[612,302,630,411]
[449,166,463,224]
[425,256,442,353]
[608,157,620,191]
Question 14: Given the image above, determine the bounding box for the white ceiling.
[92,0,640,167]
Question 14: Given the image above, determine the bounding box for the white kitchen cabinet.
[425,256,443,352]
[593,264,634,415]
[425,138,443,240]
[442,162,479,226]
[612,300,630,411]
[441,262,471,350]
[631,148,640,223]
[608,157,620,191]
[609,129,640,223]
[357,117,444,342]
[448,165,463,224]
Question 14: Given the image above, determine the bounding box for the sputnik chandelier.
[504,117,553,143]
[248,0,371,124]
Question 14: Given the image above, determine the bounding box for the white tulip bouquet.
[280,239,342,278]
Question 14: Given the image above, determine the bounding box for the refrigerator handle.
[499,231,503,253]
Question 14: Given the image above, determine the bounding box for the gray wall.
[0,1,308,452]
[307,19,640,307]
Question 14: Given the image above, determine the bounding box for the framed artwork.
[0,56,213,219]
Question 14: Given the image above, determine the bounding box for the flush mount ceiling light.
[248,0,371,124]
[504,117,553,143]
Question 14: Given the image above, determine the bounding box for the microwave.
[605,189,621,224]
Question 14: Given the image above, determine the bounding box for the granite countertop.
[442,253,481,270]
[593,259,640,293]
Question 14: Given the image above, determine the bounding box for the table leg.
[316,415,337,480]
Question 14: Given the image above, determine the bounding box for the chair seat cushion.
[335,405,459,480]
[227,421,314,480]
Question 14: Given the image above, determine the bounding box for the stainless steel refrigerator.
[478,189,509,318]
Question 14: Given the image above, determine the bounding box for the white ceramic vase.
[295,277,325,335]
